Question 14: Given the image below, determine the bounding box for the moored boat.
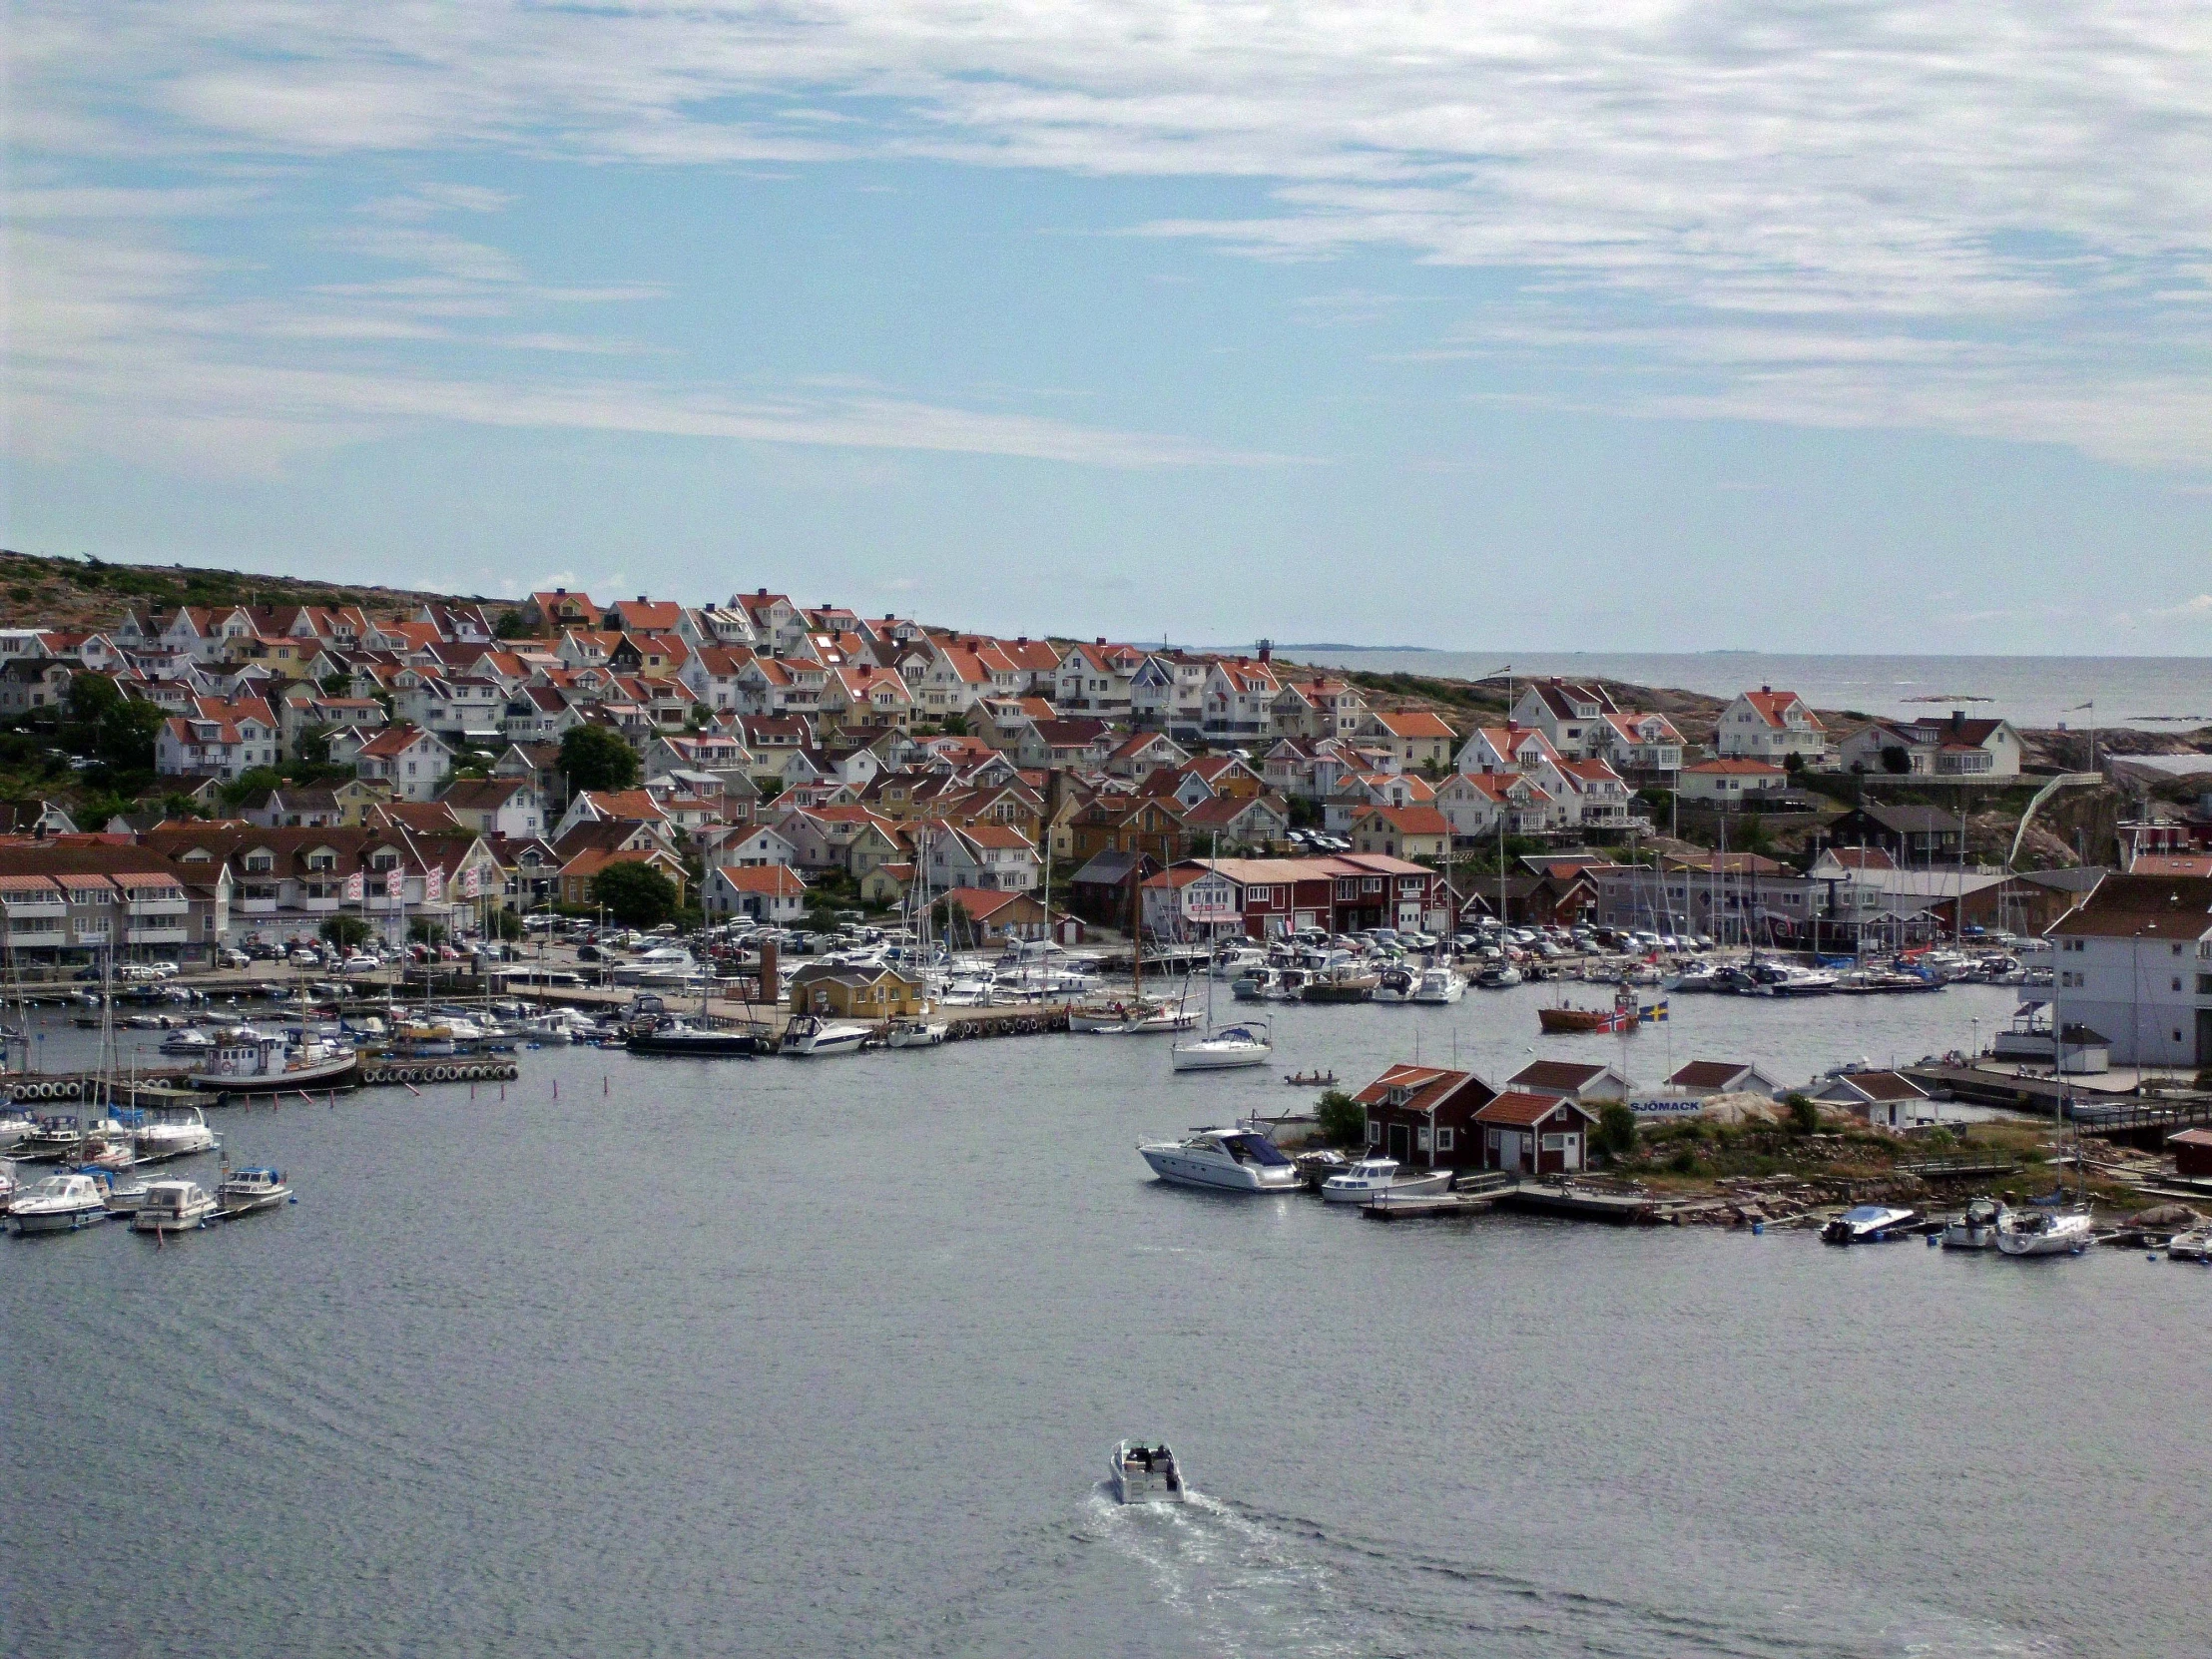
[884,1014,949,1048]
[1940,1196,2010,1250]
[132,1179,219,1233]
[2165,1224,2212,1262]
[1319,1157,1453,1205]
[1994,1207,2093,1257]
[134,1106,219,1163]
[1136,1125,1302,1192]
[624,1016,763,1057]
[187,1030,357,1094]
[7,1172,109,1234]
[217,1167,293,1216]
[1409,965,1464,1004]
[778,1014,870,1056]
[1170,1021,1272,1072]
[1821,1204,1923,1245]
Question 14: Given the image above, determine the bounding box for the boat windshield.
[1218,1133,1292,1167]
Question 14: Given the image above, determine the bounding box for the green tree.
[1784,1092,1821,1136]
[407,917,449,945]
[493,609,535,640]
[1596,1100,1639,1159]
[219,766,285,810]
[484,908,525,941]
[1316,1088,1366,1146]
[1880,745,1912,776]
[296,724,333,766]
[319,914,373,949]
[592,859,679,928]
[559,724,640,793]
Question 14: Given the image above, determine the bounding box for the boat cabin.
[1472,1090,1600,1175]
[1354,1063,1497,1173]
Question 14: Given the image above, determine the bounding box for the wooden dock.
[1360,1191,1496,1220]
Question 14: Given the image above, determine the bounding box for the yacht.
[1667,961,1726,993]
[884,1014,949,1048]
[1410,965,1464,1004]
[1108,1440,1186,1503]
[1820,1204,1922,1245]
[188,1029,358,1093]
[625,1016,763,1057]
[1211,946,1268,982]
[7,1172,110,1234]
[1994,1208,2093,1257]
[1372,965,1417,1004]
[1169,1021,1273,1073]
[1136,1125,1302,1192]
[1320,1157,1454,1205]
[133,1179,219,1233]
[779,1014,870,1057]
[1769,964,1839,996]
[217,1167,293,1217]
[1940,1196,2010,1249]
[134,1107,219,1163]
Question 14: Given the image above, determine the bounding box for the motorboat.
[1169,1022,1273,1073]
[883,1014,949,1048]
[518,1010,594,1044]
[1472,963,1522,989]
[1300,966,1379,1004]
[96,1170,157,1216]
[1995,1208,2093,1257]
[625,1016,763,1057]
[1229,969,1275,1002]
[1372,965,1417,1004]
[1136,1125,1302,1192]
[159,1028,214,1056]
[134,1107,219,1163]
[1072,999,1198,1034]
[1319,1157,1454,1205]
[1410,965,1464,1004]
[1820,1204,1923,1245]
[133,1179,219,1233]
[1941,1196,2010,1250]
[15,1115,87,1163]
[779,1014,870,1056]
[7,1172,110,1234]
[0,1106,33,1152]
[217,1167,293,1217]
[188,1029,358,1093]
[1108,1440,1186,1503]
[2165,1225,2212,1262]
[1667,961,1727,993]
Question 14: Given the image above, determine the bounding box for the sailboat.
[885,830,949,1048]
[1069,854,1197,1033]
[1998,1010,2095,1257]
[1171,841,1273,1070]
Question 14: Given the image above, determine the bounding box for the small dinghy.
[1109,1440,1186,1503]
[1282,1070,1337,1087]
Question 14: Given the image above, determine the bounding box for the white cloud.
[14,2,2212,465]
[2150,594,2212,621]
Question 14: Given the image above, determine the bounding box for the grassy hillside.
[0,549,485,631]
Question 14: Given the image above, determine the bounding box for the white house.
[926,824,1040,893]
[704,862,809,923]
[1676,758,1790,803]
[1509,679,1621,760]
[1838,713,2023,780]
[1716,687,1828,764]
[2048,872,2212,1068]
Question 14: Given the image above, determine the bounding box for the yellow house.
[787,963,926,1019]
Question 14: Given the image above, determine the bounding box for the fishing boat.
[1994,1208,2093,1257]
[1319,1157,1453,1204]
[1940,1196,2010,1249]
[132,1179,219,1233]
[1136,1125,1302,1192]
[779,1014,870,1057]
[14,1115,87,1163]
[7,1172,110,1234]
[1820,1204,1923,1245]
[1108,1440,1186,1503]
[1537,989,1638,1035]
[187,1029,357,1094]
[217,1167,293,1216]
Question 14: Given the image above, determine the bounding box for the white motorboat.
[1409,965,1464,1004]
[884,1014,949,1048]
[2166,1225,2212,1262]
[0,1159,18,1213]
[217,1167,293,1217]
[779,1014,870,1056]
[1372,965,1417,1004]
[1821,1204,1922,1245]
[1170,1021,1273,1072]
[1320,1157,1454,1205]
[7,1172,110,1234]
[159,1028,214,1056]
[1995,1208,2093,1257]
[1229,968,1275,1002]
[134,1107,219,1163]
[0,1106,33,1152]
[97,1170,157,1216]
[133,1179,219,1233]
[1137,1125,1302,1192]
[189,1029,358,1094]
[1108,1440,1186,1503]
[1940,1196,2010,1250]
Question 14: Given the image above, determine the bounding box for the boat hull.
[1138,1149,1300,1192]
[8,1202,106,1234]
[1995,1215,2093,1256]
[626,1032,762,1057]
[1321,1170,1453,1204]
[188,1052,358,1094]
[1170,1041,1272,1072]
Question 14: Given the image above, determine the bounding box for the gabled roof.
[2048,874,2212,939]
[1474,1090,1598,1127]
[1738,687,1823,730]
[714,862,808,895]
[1368,710,1455,739]
[1507,1059,1615,1092]
[1822,1069,1927,1103]
[1356,804,1449,836]
[1354,1063,1492,1113]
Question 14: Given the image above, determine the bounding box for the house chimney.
[554,587,566,596]
[1760,684,1772,694]
[1096,636,1106,646]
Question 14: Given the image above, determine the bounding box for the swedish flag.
[1641,998,1669,1023]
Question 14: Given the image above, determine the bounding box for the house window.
[1416,1127,1432,1152]
[1541,1133,1570,1151]
[1435,1128,1454,1152]
[1366,1121,1381,1146]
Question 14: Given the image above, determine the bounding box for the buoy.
[1926,1233,1939,1247]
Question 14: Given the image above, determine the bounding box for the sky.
[8,2,2212,654]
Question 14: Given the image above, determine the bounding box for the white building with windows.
[1716,687,1829,765]
[2048,873,2212,1068]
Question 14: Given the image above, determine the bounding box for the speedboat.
[2166,1225,2212,1262]
[133,1179,219,1233]
[779,1015,870,1056]
[1995,1208,2093,1257]
[7,1172,110,1234]
[883,1014,949,1048]
[135,1107,219,1163]
[1229,968,1275,1002]
[1320,1157,1453,1205]
[95,1170,157,1216]
[217,1167,293,1217]
[1108,1440,1186,1503]
[1169,1022,1273,1072]
[1136,1125,1302,1192]
[159,1028,214,1055]
[1941,1196,2010,1250]
[625,1016,763,1057]
[1821,1204,1922,1245]
[1410,966,1464,1004]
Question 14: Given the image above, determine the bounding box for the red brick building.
[1355,1063,1497,1173]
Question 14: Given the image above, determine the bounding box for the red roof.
[1474,1090,1596,1128]
[715,863,807,895]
